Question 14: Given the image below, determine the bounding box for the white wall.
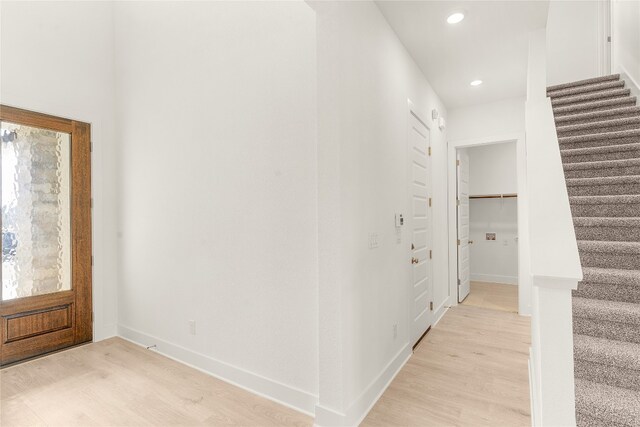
[468,143,518,285]
[546,1,601,86]
[0,1,119,341]
[312,2,449,424]
[114,1,319,413]
[469,142,518,196]
[448,97,525,142]
[612,0,640,90]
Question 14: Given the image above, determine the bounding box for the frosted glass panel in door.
[1,121,72,301]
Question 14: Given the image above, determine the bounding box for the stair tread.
[562,142,640,157]
[575,378,640,426]
[578,240,640,254]
[555,106,640,124]
[548,80,625,99]
[553,96,637,116]
[559,128,640,144]
[573,217,640,227]
[570,194,640,205]
[582,267,640,286]
[566,175,640,186]
[564,158,640,171]
[547,74,620,92]
[557,117,640,134]
[573,299,640,327]
[552,88,631,107]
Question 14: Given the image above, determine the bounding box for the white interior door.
[408,111,433,346]
[457,149,470,302]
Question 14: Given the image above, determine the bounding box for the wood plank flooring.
[363,287,531,426]
[2,281,530,426]
[0,338,312,426]
[461,281,519,313]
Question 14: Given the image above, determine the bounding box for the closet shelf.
[469,193,517,199]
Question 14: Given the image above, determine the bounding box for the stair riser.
[574,317,640,345]
[556,111,640,127]
[575,226,640,242]
[558,124,640,138]
[554,99,637,117]
[552,91,630,107]
[580,251,640,270]
[568,182,640,196]
[565,164,640,178]
[561,136,640,150]
[574,359,640,393]
[562,149,640,163]
[575,283,640,304]
[571,203,640,217]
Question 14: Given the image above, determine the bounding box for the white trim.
[447,133,530,316]
[117,325,317,417]
[314,344,412,427]
[470,274,518,285]
[597,0,612,76]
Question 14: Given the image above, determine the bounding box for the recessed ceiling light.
[447,12,465,24]
[470,80,483,86]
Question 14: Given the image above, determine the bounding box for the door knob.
[411,257,419,264]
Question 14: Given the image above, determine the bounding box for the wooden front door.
[0,105,92,366]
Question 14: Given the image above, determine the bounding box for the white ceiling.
[376,1,549,109]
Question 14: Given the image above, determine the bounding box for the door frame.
[0,105,92,365]
[446,133,529,315]
[406,99,434,348]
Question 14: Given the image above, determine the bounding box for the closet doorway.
[448,135,529,315]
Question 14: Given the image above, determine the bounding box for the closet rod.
[469,193,517,199]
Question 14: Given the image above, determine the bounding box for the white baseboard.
[117,324,317,416]
[471,273,518,285]
[314,344,412,427]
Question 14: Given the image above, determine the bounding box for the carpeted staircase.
[548,74,640,427]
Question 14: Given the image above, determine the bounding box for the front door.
[457,149,470,302]
[408,109,433,347]
[0,105,92,365]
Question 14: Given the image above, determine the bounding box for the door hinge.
[90,198,94,209]
[456,159,460,166]
[457,199,460,206]
[607,36,611,42]
[428,197,432,207]
[430,301,433,311]
[90,141,93,152]
[458,279,461,285]
[428,146,432,156]
[91,255,94,266]
[429,250,432,259]
[457,239,461,246]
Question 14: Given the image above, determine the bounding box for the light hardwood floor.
[2,282,529,427]
[461,281,519,313]
[0,338,312,426]
[363,284,530,426]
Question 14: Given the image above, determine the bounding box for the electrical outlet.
[393,324,398,339]
[368,232,379,249]
[188,320,196,335]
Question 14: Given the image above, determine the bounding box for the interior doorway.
[0,105,92,365]
[407,101,433,348]
[448,135,529,315]
[456,143,519,311]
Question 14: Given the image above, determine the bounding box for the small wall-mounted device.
[438,117,446,130]
[395,213,404,227]
[431,109,439,120]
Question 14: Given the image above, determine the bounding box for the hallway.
[363,301,531,426]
